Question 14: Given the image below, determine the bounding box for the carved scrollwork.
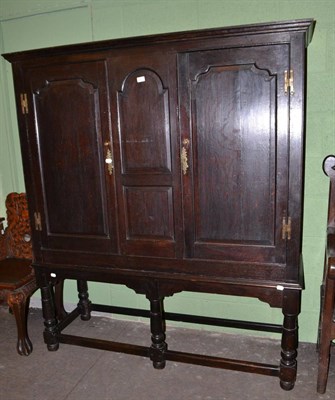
[6,279,37,307]
[5,193,33,259]
[7,291,25,306]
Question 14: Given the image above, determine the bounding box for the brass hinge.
[34,212,42,231]
[20,93,29,114]
[282,216,292,240]
[284,70,294,95]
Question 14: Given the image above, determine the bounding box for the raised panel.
[124,186,174,240]
[112,59,179,258]
[193,65,276,244]
[25,60,118,254]
[117,69,171,173]
[35,78,107,236]
[180,45,290,262]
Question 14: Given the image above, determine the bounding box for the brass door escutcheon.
[181,139,190,175]
[104,141,113,175]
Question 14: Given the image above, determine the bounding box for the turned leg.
[7,291,33,356]
[54,279,67,321]
[77,280,91,321]
[280,289,300,390]
[317,278,335,394]
[149,297,167,369]
[41,280,59,351]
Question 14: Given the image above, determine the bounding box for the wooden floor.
[0,307,334,400]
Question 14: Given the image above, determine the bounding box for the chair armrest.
[326,229,335,279]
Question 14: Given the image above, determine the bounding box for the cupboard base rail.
[58,332,280,377]
[92,303,283,333]
[42,278,300,392]
[52,303,281,379]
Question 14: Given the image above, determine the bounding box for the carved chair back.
[0,193,36,356]
[1,193,32,260]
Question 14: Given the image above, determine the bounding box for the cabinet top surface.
[3,18,315,63]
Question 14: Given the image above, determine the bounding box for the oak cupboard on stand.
[2,19,315,390]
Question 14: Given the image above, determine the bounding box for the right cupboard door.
[179,45,291,264]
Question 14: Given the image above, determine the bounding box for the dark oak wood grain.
[2,19,315,390]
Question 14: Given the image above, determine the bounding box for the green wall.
[0,0,334,343]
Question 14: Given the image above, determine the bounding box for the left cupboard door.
[20,60,118,255]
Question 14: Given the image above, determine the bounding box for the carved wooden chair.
[0,192,38,355]
[317,155,335,393]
